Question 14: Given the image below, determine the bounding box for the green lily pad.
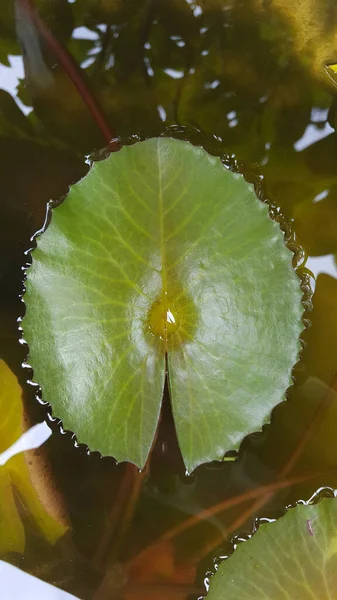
[207,496,337,600]
[23,137,303,472]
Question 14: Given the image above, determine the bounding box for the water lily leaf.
[0,360,67,555]
[23,137,303,472]
[207,497,337,600]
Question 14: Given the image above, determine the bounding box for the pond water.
[1,1,337,599]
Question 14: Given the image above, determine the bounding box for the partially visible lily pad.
[23,137,303,472]
[0,360,67,555]
[207,496,337,600]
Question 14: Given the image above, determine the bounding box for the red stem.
[125,471,317,570]
[17,0,118,149]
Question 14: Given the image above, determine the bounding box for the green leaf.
[0,360,67,555]
[207,497,337,600]
[23,137,303,472]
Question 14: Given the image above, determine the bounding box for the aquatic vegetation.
[1,0,337,597]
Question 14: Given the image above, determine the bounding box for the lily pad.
[23,137,303,472]
[207,496,337,600]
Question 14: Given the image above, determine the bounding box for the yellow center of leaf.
[147,296,180,340]
[147,287,197,350]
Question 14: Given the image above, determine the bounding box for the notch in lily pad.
[22,137,303,473]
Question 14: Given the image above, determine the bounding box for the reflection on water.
[0,422,51,467]
[294,122,334,152]
[0,55,32,114]
[0,560,79,600]
[306,255,337,282]
[1,0,337,598]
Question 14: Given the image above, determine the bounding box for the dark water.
[1,1,337,598]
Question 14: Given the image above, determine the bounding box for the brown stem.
[164,474,316,541]
[93,464,139,569]
[125,470,317,570]
[109,465,149,562]
[17,0,118,149]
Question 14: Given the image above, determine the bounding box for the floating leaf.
[207,497,337,600]
[0,360,67,555]
[23,137,303,472]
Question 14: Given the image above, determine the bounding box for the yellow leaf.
[0,470,25,555]
[0,360,67,555]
